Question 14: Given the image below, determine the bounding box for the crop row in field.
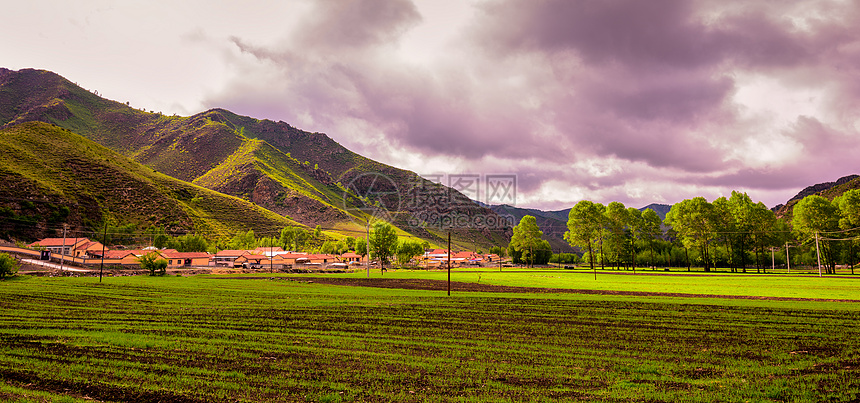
[0,274,858,402]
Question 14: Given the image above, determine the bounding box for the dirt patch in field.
[276,277,860,303]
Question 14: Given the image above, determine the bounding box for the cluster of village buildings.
[25,237,502,270]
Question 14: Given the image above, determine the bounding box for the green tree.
[665,197,716,271]
[280,226,297,251]
[565,200,606,278]
[725,192,751,271]
[625,207,643,272]
[293,229,309,251]
[279,226,309,252]
[749,201,778,273]
[533,239,553,265]
[603,202,629,269]
[550,252,580,264]
[320,240,338,254]
[369,222,398,273]
[835,189,860,229]
[138,252,167,276]
[489,246,506,258]
[509,215,544,267]
[834,189,860,274]
[0,253,19,278]
[344,236,356,251]
[228,230,256,250]
[639,208,662,269]
[153,234,169,249]
[395,239,424,268]
[356,237,368,259]
[168,234,209,252]
[792,195,839,274]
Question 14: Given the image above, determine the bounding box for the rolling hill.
[0,121,300,241]
[0,68,510,248]
[774,174,860,220]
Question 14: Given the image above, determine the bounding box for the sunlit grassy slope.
[0,121,300,238]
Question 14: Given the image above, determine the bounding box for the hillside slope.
[0,121,299,241]
[0,68,509,247]
[775,174,860,220]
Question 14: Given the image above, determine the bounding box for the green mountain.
[0,121,299,241]
[0,68,508,248]
[775,174,860,220]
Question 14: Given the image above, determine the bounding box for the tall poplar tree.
[510,215,544,267]
[565,200,606,278]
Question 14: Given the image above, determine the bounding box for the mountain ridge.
[0,67,510,248]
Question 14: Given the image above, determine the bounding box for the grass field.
[1,271,858,402]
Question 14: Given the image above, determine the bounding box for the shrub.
[0,253,20,278]
[138,252,167,276]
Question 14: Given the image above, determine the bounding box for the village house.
[161,251,211,268]
[252,246,284,256]
[270,253,306,267]
[452,251,482,265]
[24,238,377,271]
[233,253,267,269]
[425,249,449,260]
[214,250,250,267]
[305,254,338,264]
[102,250,141,265]
[29,238,103,257]
[339,252,363,264]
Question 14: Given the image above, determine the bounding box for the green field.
[1,271,858,402]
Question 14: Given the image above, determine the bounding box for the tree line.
[507,190,860,274]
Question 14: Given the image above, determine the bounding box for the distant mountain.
[0,121,299,241]
[640,203,672,220]
[775,174,860,219]
[0,68,509,248]
[490,204,573,252]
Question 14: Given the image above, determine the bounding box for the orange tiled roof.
[161,252,211,259]
[29,238,89,247]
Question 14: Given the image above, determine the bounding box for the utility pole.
[366,220,371,279]
[815,231,822,277]
[99,222,107,282]
[447,231,451,296]
[770,247,775,273]
[786,242,791,274]
[59,224,68,272]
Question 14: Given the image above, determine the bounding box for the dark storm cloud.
[10,0,860,210]
[476,0,719,67]
[204,0,860,208]
[462,0,860,197]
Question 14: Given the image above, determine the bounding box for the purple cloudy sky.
[4,0,860,210]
